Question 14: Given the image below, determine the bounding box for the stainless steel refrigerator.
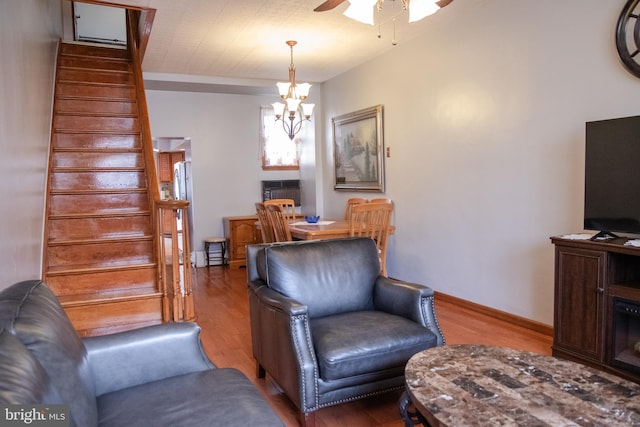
[173,160,195,255]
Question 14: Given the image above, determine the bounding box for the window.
[260,105,300,170]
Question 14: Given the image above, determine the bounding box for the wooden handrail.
[125,10,194,322]
[126,10,160,206]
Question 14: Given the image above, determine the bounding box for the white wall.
[145,90,313,254]
[0,0,61,288]
[320,0,640,325]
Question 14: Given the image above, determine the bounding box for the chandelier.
[344,0,442,25]
[272,41,315,140]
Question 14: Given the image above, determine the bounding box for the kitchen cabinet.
[157,151,184,183]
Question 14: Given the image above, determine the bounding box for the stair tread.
[59,53,130,63]
[55,95,135,102]
[49,211,150,220]
[58,288,162,306]
[75,321,163,338]
[51,167,145,172]
[53,148,142,154]
[46,261,157,276]
[54,111,137,118]
[58,65,130,74]
[55,94,136,102]
[47,235,153,246]
[58,80,134,89]
[54,129,140,135]
[50,188,148,194]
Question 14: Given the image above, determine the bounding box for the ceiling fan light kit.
[344,0,377,25]
[319,0,448,25]
[408,0,441,22]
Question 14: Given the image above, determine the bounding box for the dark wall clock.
[616,0,640,78]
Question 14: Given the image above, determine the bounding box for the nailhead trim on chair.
[421,296,446,346]
[313,385,405,411]
[290,314,319,411]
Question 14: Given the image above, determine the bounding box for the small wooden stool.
[204,237,227,267]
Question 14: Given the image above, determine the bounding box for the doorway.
[72,2,127,46]
[153,137,195,255]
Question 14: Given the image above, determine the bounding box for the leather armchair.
[246,237,445,426]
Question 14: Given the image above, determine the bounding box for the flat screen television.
[584,115,640,239]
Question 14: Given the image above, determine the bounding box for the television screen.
[584,115,640,238]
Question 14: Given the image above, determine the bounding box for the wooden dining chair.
[369,198,393,204]
[349,202,393,276]
[255,202,276,243]
[264,198,298,220]
[266,204,293,242]
[344,197,369,220]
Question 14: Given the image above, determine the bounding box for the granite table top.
[405,344,640,427]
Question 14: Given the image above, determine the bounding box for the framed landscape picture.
[332,105,385,192]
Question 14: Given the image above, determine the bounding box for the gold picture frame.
[332,105,385,192]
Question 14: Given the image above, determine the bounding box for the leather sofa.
[246,237,445,426]
[0,280,284,427]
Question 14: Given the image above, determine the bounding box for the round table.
[401,344,640,426]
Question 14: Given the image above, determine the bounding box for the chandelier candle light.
[272,41,315,140]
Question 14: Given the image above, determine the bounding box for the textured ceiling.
[100,0,458,89]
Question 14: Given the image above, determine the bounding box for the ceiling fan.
[314,0,454,13]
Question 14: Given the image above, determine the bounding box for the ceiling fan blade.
[435,0,453,8]
[314,0,347,12]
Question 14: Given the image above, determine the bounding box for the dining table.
[287,219,395,241]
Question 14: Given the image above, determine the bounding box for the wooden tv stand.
[551,235,640,383]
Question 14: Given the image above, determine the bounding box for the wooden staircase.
[43,42,163,337]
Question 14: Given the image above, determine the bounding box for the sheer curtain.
[259,105,300,169]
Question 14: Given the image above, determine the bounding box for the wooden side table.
[401,344,640,427]
[223,216,260,269]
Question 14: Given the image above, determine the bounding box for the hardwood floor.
[192,266,553,427]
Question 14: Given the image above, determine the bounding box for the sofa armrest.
[373,276,445,346]
[83,322,215,396]
[248,281,318,412]
[252,282,308,316]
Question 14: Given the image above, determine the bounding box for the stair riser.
[52,152,144,169]
[55,98,137,115]
[57,56,130,72]
[59,44,129,59]
[64,297,163,337]
[47,215,152,241]
[53,133,141,150]
[54,115,139,132]
[45,268,157,297]
[57,68,133,85]
[49,192,149,215]
[47,240,154,268]
[56,83,135,99]
[51,171,146,191]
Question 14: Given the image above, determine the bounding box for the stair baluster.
[156,200,194,322]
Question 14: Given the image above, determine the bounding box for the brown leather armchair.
[246,238,445,426]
